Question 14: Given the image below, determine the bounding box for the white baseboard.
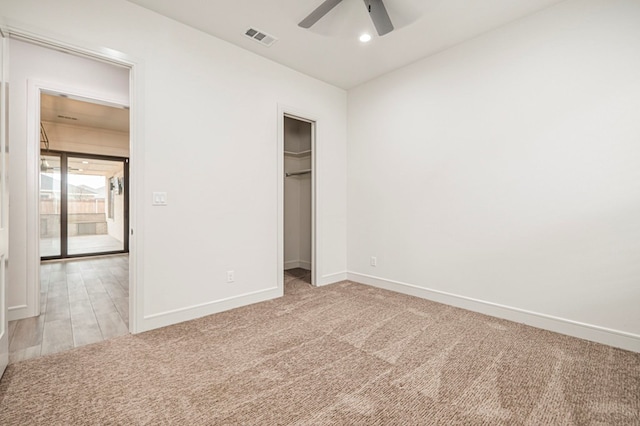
[139,287,281,333]
[8,305,30,322]
[284,260,299,270]
[299,260,312,270]
[347,272,640,353]
[284,260,312,270]
[135,269,345,333]
[317,271,347,286]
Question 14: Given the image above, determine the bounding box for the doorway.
[283,115,315,292]
[5,35,135,363]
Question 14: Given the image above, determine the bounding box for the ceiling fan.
[299,0,394,36]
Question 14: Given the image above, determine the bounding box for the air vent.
[244,28,278,47]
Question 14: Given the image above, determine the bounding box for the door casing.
[0,27,10,379]
[27,81,131,320]
[3,25,143,334]
[277,105,319,293]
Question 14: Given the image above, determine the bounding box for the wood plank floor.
[41,234,124,257]
[8,254,129,364]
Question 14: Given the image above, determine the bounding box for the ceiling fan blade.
[364,0,394,36]
[298,0,344,28]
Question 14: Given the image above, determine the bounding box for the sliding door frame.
[40,149,129,261]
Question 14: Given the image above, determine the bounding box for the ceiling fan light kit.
[299,0,394,37]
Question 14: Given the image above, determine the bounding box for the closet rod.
[285,169,312,177]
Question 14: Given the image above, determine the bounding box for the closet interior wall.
[283,117,312,271]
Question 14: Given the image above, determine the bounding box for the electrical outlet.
[227,270,235,283]
[370,256,377,267]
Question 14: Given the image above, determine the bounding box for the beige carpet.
[1,276,639,425]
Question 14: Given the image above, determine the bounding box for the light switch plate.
[152,192,167,206]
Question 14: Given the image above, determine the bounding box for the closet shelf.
[284,150,312,158]
[286,169,311,177]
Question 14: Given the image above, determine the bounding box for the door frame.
[3,24,144,334]
[39,149,130,261]
[0,27,9,377]
[277,105,319,292]
[28,80,130,319]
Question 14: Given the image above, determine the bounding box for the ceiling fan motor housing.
[299,0,394,36]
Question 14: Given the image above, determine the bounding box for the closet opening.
[283,115,315,291]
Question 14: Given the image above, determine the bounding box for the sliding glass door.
[40,154,62,257]
[40,151,128,259]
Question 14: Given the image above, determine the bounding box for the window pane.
[40,154,61,257]
[67,157,125,255]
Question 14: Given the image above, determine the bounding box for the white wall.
[347,0,640,351]
[2,0,347,330]
[7,39,129,319]
[10,0,636,351]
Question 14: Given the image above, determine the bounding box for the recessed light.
[82,161,89,164]
[359,33,372,43]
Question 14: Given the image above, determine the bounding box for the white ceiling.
[126,0,565,89]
